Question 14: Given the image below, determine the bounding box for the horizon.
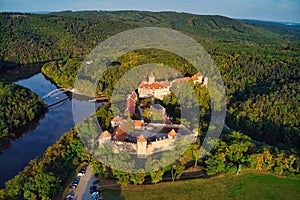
[0,0,299,23]
[1,9,300,25]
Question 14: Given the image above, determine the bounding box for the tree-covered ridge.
[0,82,45,138]
[1,11,299,65]
[209,42,300,150]
[41,58,82,88]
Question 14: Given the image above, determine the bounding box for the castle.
[138,72,208,100]
[97,72,204,158]
[98,118,198,158]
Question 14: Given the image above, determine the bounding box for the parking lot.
[66,165,101,200]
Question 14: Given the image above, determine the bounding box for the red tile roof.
[191,72,202,81]
[131,91,138,100]
[137,135,147,143]
[133,120,144,128]
[126,97,136,113]
[168,129,177,137]
[139,82,168,89]
[174,77,191,84]
[163,116,172,124]
[112,116,122,122]
[99,130,111,138]
[112,126,126,141]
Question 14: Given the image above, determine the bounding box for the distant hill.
[239,19,300,37]
[0,10,299,64]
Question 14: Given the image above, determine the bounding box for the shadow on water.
[46,96,71,109]
[0,62,42,82]
[0,59,62,82]
[0,110,47,153]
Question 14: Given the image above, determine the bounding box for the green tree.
[130,171,146,185]
[205,153,226,175]
[112,169,130,186]
[150,169,165,184]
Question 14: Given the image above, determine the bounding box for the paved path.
[73,165,94,200]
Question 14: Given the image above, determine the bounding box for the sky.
[0,0,299,23]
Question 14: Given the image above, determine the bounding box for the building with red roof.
[138,73,170,100]
[112,126,127,141]
[111,115,123,128]
[125,91,138,114]
[98,130,112,146]
[138,72,206,100]
[133,120,144,129]
[190,72,203,84]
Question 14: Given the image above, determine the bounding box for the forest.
[1,10,296,151]
[0,10,299,198]
[0,82,45,139]
[41,45,299,151]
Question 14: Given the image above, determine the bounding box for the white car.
[77,167,86,176]
[77,171,85,176]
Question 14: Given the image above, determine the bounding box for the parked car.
[82,165,88,170]
[73,177,80,184]
[65,190,75,199]
[77,170,85,176]
[91,191,100,200]
[77,166,87,176]
[90,185,97,194]
[93,180,100,185]
[69,177,80,188]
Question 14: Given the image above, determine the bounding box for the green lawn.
[101,173,300,200]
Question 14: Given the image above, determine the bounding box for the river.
[0,65,102,188]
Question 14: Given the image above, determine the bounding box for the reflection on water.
[0,111,46,152]
[0,62,42,82]
[0,70,102,188]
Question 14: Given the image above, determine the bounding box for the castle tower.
[168,129,177,141]
[137,135,147,158]
[148,72,155,84]
[98,130,112,146]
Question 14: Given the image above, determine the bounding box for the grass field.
[101,172,300,200]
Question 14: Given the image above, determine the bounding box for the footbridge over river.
[42,88,74,108]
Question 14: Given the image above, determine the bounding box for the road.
[73,165,94,200]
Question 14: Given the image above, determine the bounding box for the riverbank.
[0,72,76,188]
[0,82,45,139]
[0,68,106,188]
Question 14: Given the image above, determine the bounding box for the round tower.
[168,129,177,140]
[137,135,147,158]
[98,130,111,146]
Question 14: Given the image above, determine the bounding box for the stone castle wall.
[146,139,173,154]
[111,140,137,154]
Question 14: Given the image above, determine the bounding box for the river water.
[0,67,101,187]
